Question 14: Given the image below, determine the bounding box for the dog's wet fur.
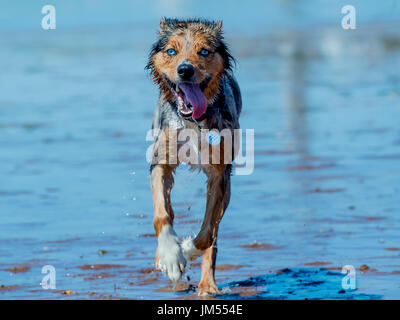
[146,18,242,295]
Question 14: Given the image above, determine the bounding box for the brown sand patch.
[139,233,156,238]
[62,290,74,295]
[178,220,202,224]
[137,277,160,286]
[215,264,247,271]
[326,266,342,271]
[175,214,190,219]
[225,285,264,298]
[304,261,331,266]
[307,188,345,194]
[353,216,387,221]
[359,264,377,272]
[385,248,400,251]
[235,286,263,297]
[3,265,30,274]
[138,267,156,274]
[70,274,85,278]
[51,289,76,295]
[240,243,284,250]
[188,262,202,270]
[0,285,22,292]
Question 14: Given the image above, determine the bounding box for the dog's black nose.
[177,64,195,80]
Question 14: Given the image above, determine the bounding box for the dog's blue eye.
[199,49,210,56]
[166,48,177,56]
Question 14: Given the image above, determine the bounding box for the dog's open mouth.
[165,78,209,120]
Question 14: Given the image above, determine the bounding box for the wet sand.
[1,1,400,299]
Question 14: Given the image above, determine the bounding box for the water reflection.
[283,31,309,158]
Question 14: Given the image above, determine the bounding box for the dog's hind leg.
[151,164,186,285]
[182,164,231,295]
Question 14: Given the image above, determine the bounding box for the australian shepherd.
[146,18,242,295]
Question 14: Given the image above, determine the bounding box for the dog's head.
[146,18,234,120]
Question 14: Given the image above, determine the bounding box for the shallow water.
[0,1,400,299]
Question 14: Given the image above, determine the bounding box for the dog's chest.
[174,120,218,168]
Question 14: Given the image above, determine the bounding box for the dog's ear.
[159,17,173,33]
[160,17,167,31]
[214,20,223,33]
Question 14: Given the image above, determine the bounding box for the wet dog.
[146,18,242,295]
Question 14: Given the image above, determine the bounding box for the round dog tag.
[206,131,221,145]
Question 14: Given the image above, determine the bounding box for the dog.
[146,18,242,295]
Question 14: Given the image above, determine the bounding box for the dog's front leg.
[182,164,232,295]
[151,164,186,285]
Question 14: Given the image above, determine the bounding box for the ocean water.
[0,0,399,299]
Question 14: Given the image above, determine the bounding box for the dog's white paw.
[181,237,204,262]
[156,225,186,284]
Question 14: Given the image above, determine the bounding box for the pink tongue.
[179,83,208,119]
